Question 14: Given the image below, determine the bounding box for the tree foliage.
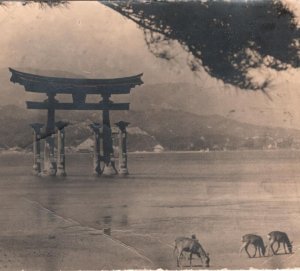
[1,0,299,91]
[0,0,67,7]
[105,0,300,90]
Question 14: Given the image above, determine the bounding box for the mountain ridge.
[0,104,300,152]
[0,67,297,130]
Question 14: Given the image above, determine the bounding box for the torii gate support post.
[43,93,57,176]
[30,123,44,176]
[56,121,68,177]
[115,121,130,176]
[90,123,102,176]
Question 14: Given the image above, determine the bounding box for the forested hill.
[1,105,300,152]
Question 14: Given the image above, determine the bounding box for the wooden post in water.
[30,123,44,176]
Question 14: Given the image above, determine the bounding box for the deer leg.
[270,241,276,255]
[285,242,290,254]
[261,245,265,257]
[199,253,204,266]
[245,243,252,258]
[269,241,277,254]
[240,242,247,256]
[184,251,190,262]
[173,246,177,257]
[266,244,270,256]
[283,242,287,254]
[271,243,275,255]
[177,251,182,267]
[180,252,184,268]
[274,242,280,254]
[253,245,257,258]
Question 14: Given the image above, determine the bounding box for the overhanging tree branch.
[104,0,300,91]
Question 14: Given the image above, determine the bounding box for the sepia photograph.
[0,0,300,269]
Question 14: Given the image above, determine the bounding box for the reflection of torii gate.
[9,68,143,177]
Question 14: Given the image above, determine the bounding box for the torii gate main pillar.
[102,101,118,176]
[90,123,102,176]
[56,121,69,177]
[42,93,57,176]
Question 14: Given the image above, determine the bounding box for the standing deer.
[174,236,210,268]
[240,234,266,258]
[267,231,293,255]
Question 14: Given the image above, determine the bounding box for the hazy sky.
[0,1,197,82]
[1,1,300,129]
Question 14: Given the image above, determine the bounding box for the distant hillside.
[114,109,300,151]
[129,82,208,114]
[1,105,300,152]
[0,68,297,130]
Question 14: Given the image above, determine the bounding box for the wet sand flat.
[1,150,300,269]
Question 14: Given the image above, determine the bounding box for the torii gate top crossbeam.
[9,68,143,95]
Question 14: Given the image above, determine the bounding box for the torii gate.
[9,68,143,177]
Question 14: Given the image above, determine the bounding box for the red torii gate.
[9,68,143,177]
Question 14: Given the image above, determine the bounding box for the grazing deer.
[267,231,293,255]
[240,234,266,258]
[174,236,210,268]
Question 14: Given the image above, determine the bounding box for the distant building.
[153,144,164,153]
[77,138,93,152]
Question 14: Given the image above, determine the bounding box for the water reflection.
[120,214,128,227]
[103,228,111,236]
[99,211,129,233]
[103,215,112,225]
[37,181,65,271]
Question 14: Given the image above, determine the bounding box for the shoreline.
[1,148,300,155]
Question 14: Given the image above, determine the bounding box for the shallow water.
[1,150,300,269]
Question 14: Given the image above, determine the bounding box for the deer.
[240,234,266,258]
[267,231,293,255]
[174,236,210,268]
